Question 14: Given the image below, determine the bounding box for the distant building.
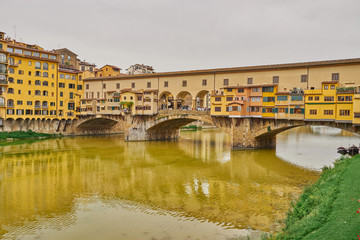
[126,64,154,75]
[79,60,96,79]
[53,48,79,69]
[95,64,122,77]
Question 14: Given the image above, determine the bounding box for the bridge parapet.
[158,109,210,116]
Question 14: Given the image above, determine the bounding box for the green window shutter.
[285,108,288,113]
[301,108,305,114]
[273,108,278,113]
[262,107,266,113]
[290,108,294,114]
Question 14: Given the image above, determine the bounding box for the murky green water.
[0,127,358,240]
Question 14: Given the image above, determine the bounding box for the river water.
[0,126,359,240]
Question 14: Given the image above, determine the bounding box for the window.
[215,97,221,102]
[202,79,207,86]
[18,59,22,64]
[132,82,135,88]
[35,90,41,96]
[247,78,253,84]
[17,100,23,105]
[68,56,71,61]
[41,53,48,59]
[277,96,288,101]
[60,74,65,79]
[9,57,15,65]
[33,52,40,57]
[252,87,260,92]
[291,95,303,101]
[35,71,41,77]
[324,96,334,101]
[147,82,151,88]
[69,84,75,89]
[354,112,360,118]
[332,73,339,81]
[9,68,14,74]
[27,101,32,105]
[14,49,23,54]
[223,79,229,86]
[43,91,48,96]
[77,85,82,90]
[60,101,63,107]
[25,51,31,56]
[182,80,187,87]
[8,88,14,94]
[35,61,41,69]
[18,90,21,94]
[340,109,350,116]
[86,84,89,89]
[308,96,313,101]
[7,47,14,53]
[43,81,48,86]
[324,85,329,90]
[17,79,23,84]
[43,62,48,70]
[60,92,63,97]
[314,96,320,101]
[43,72,48,78]
[65,75,70,79]
[262,87,274,92]
[35,80,41,85]
[28,90,31,95]
[18,70,24,75]
[301,75,308,82]
[273,76,279,84]
[214,107,221,112]
[226,96,233,101]
[116,83,120,89]
[238,89,244,93]
[71,75,76,80]
[324,110,333,115]
[251,97,261,102]
[227,88,232,92]
[70,92,74,99]
[263,97,275,102]
[28,71,32,76]
[310,109,317,115]
[164,81,168,87]
[8,77,14,83]
[59,82,65,88]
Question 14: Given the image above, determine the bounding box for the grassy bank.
[0,130,61,146]
[180,125,202,131]
[271,155,360,240]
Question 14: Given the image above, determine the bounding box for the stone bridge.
[9,110,359,149]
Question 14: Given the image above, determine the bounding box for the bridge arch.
[195,90,210,110]
[176,91,193,109]
[159,91,175,110]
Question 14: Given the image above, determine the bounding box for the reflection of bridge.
[64,110,360,149]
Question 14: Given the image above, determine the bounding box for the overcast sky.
[2,0,360,72]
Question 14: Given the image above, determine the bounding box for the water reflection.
[276,126,360,169]
[0,129,330,239]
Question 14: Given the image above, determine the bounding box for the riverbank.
[0,130,61,146]
[270,155,360,239]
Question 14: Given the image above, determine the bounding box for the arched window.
[35,61,41,69]
[7,99,14,107]
[7,88,14,94]
[35,101,41,107]
[9,68,14,73]
[35,80,41,85]
[43,81,48,86]
[35,71,41,77]
[35,90,41,96]
[43,72,48,78]
[8,77,14,83]
[43,90,48,96]
[42,101,48,108]
[43,62,48,70]
[9,57,14,65]
[79,75,82,81]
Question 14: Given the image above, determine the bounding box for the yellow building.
[96,65,122,77]
[335,86,355,122]
[304,81,338,121]
[58,67,83,118]
[353,93,360,125]
[0,32,8,124]
[6,40,59,119]
[262,84,278,118]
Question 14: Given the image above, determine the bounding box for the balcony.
[42,105,48,109]
[34,105,41,109]
[0,70,7,74]
[7,104,14,108]
[336,87,356,94]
